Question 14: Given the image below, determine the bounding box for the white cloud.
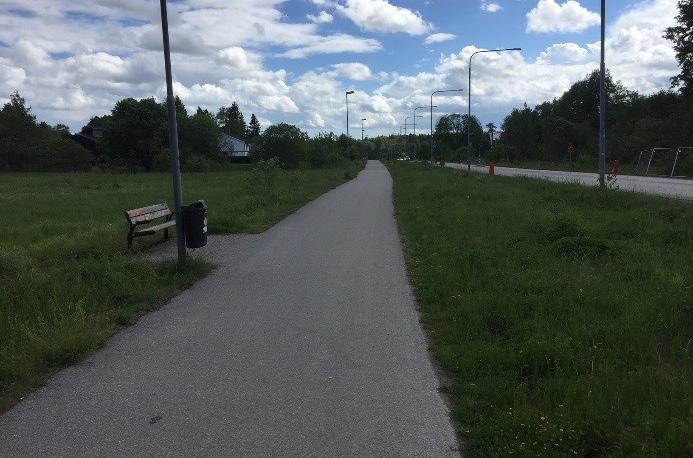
[5,40,52,69]
[281,34,381,59]
[0,0,680,137]
[49,87,97,110]
[308,112,326,128]
[216,47,262,71]
[425,33,456,45]
[481,2,503,13]
[331,62,374,80]
[335,0,431,35]
[307,11,334,24]
[527,0,600,33]
[536,43,590,65]
[0,58,26,91]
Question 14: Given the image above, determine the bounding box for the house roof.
[220,132,247,143]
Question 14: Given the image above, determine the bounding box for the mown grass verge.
[387,161,692,456]
[0,160,365,411]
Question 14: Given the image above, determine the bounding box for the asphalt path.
[445,162,693,200]
[0,161,459,457]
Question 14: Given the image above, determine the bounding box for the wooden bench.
[125,203,177,250]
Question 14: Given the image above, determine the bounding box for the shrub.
[183,155,216,173]
[246,158,280,201]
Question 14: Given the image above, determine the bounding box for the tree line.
[0,94,357,172]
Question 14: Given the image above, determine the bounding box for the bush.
[34,137,92,171]
[183,155,216,172]
[305,132,345,168]
[246,158,280,201]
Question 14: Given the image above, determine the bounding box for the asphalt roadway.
[445,162,693,200]
[0,161,459,457]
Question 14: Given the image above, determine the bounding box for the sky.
[0,0,681,136]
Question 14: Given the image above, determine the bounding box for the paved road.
[0,161,459,457]
[445,162,693,200]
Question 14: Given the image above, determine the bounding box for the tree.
[181,107,221,163]
[216,102,247,137]
[434,113,486,161]
[0,92,36,140]
[486,122,497,143]
[101,97,167,171]
[664,0,693,94]
[258,123,308,168]
[247,113,261,139]
[0,92,91,171]
[500,104,541,160]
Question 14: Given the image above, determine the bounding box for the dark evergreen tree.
[216,102,247,137]
[247,113,261,138]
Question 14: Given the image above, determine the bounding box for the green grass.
[0,161,364,411]
[387,162,692,457]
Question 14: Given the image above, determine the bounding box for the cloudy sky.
[0,0,680,136]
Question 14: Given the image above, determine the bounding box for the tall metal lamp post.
[598,0,606,187]
[431,89,464,164]
[345,90,355,158]
[467,47,521,171]
[159,0,185,269]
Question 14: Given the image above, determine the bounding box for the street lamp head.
[361,118,366,121]
[346,90,355,95]
[510,47,522,51]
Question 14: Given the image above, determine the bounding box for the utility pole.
[598,0,606,187]
[159,0,185,270]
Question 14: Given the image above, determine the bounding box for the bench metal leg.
[127,226,135,251]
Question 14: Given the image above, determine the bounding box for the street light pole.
[468,47,521,171]
[431,89,464,165]
[598,0,606,187]
[346,90,354,158]
[159,0,185,270]
[414,106,431,135]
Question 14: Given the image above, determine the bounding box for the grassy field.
[0,160,364,411]
[387,162,692,456]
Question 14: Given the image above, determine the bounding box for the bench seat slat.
[126,203,169,219]
[129,209,172,224]
[133,220,176,236]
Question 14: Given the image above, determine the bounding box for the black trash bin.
[182,200,208,248]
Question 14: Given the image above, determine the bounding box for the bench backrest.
[125,203,171,225]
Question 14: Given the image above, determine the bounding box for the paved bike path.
[446,162,693,200]
[0,161,458,457]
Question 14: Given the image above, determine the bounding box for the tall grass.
[388,162,692,456]
[0,161,364,410]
